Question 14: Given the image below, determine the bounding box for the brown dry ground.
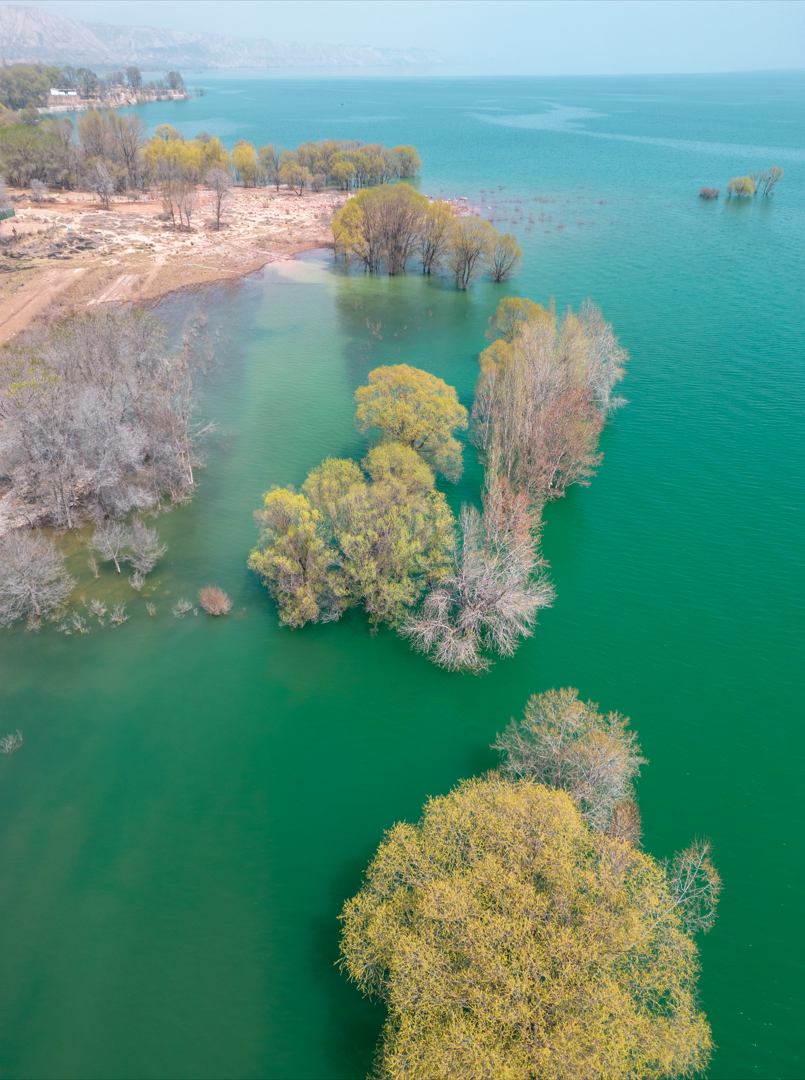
[0,186,348,342]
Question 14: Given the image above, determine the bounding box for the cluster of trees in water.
[340,686,721,1079]
[700,166,784,199]
[333,183,522,286]
[0,309,204,628]
[249,295,625,672]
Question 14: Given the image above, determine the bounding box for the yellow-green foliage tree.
[144,130,230,183]
[726,175,755,197]
[487,231,522,282]
[447,216,497,289]
[354,364,469,482]
[417,199,456,273]
[248,443,455,629]
[231,139,260,186]
[340,771,718,1080]
[0,64,62,111]
[333,183,430,272]
[391,144,422,177]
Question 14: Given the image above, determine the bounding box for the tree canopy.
[493,687,647,835]
[472,297,627,504]
[354,364,469,482]
[340,772,716,1080]
[248,443,455,629]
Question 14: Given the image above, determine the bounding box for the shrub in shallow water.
[199,585,231,615]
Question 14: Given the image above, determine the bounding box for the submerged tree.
[472,298,627,505]
[340,772,718,1080]
[249,443,455,630]
[486,231,522,282]
[493,687,647,833]
[354,364,469,482]
[726,176,755,197]
[0,530,75,627]
[446,216,496,289]
[404,476,554,673]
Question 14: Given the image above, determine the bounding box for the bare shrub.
[0,730,23,753]
[146,601,156,616]
[698,187,719,199]
[109,603,128,626]
[172,598,194,618]
[88,598,107,619]
[198,585,232,615]
[30,178,46,203]
[0,531,75,627]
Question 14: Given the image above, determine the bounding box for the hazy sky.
[18,0,805,75]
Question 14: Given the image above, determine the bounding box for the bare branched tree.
[0,309,205,528]
[90,520,130,572]
[85,162,115,210]
[126,518,167,574]
[472,301,627,505]
[205,166,232,230]
[404,480,554,673]
[175,182,197,230]
[667,839,723,935]
[0,531,75,627]
[492,687,647,833]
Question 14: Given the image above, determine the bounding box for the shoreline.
[0,186,347,343]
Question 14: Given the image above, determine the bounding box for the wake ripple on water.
[472,104,805,161]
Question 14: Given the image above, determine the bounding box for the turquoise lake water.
[0,73,802,1078]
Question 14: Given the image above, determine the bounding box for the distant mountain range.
[0,3,443,70]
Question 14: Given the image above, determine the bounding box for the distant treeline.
[0,104,420,201]
[0,63,185,115]
[145,129,421,192]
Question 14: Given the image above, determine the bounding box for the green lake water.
[0,74,803,1078]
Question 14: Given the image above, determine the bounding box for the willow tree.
[249,443,455,630]
[487,231,522,281]
[332,183,429,273]
[354,364,469,481]
[417,200,456,273]
[472,297,627,504]
[446,216,496,289]
[340,771,719,1080]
